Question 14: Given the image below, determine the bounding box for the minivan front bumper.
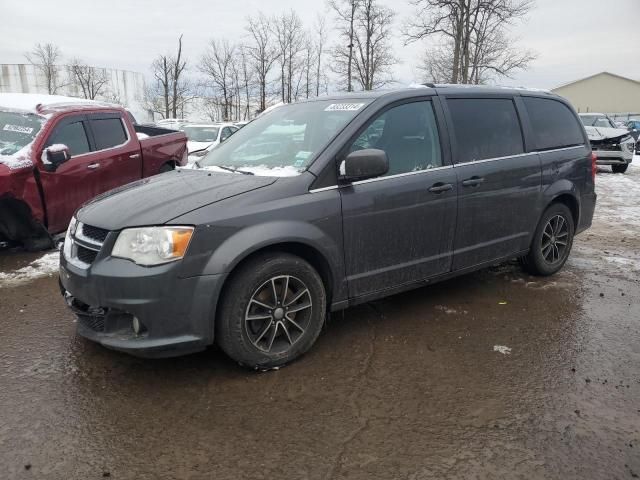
[59,253,225,358]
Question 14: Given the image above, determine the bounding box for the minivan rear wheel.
[216,253,326,369]
[521,203,574,276]
[612,164,628,174]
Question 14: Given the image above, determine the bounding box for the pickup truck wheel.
[217,253,326,370]
[521,203,574,277]
[612,164,628,174]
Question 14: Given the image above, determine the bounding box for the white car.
[183,123,239,155]
[579,113,635,174]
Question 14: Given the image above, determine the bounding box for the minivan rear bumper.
[577,192,597,234]
[59,254,225,358]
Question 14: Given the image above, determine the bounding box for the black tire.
[521,203,574,276]
[612,164,628,174]
[216,252,326,369]
[159,163,174,173]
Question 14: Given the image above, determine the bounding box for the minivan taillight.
[591,152,597,181]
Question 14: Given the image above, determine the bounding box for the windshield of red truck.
[0,111,45,156]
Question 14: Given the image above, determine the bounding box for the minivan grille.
[81,224,109,243]
[76,245,99,264]
[68,222,110,268]
[78,314,105,332]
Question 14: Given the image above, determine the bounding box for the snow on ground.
[569,156,640,280]
[0,251,59,288]
[592,157,640,234]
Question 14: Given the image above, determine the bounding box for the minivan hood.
[77,169,277,231]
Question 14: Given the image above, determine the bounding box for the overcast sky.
[1,0,638,90]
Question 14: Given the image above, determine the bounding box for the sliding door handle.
[428,182,453,193]
[461,176,485,187]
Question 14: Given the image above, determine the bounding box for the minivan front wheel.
[521,203,575,276]
[217,253,326,369]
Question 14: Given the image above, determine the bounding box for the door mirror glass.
[43,145,71,171]
[340,149,389,182]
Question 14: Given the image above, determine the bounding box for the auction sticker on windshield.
[324,103,365,112]
[3,125,34,134]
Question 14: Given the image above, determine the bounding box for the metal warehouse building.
[551,72,640,115]
[0,63,150,121]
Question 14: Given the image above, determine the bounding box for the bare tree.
[332,0,397,90]
[314,15,328,97]
[238,45,254,119]
[352,0,397,90]
[200,39,237,121]
[25,43,64,94]
[405,0,534,84]
[273,11,305,103]
[67,59,109,100]
[329,0,360,92]
[148,35,191,119]
[171,34,187,118]
[246,13,278,113]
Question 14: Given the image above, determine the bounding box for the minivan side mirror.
[43,145,71,171]
[339,149,389,182]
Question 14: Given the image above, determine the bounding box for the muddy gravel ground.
[1,165,639,479]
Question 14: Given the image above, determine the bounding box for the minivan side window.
[349,101,442,176]
[448,98,524,163]
[90,118,128,150]
[523,97,584,150]
[46,120,91,156]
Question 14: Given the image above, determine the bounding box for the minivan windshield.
[199,99,372,176]
[0,111,45,156]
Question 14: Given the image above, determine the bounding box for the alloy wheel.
[541,214,569,264]
[244,275,313,354]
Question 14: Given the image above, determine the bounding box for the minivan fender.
[199,220,344,296]
[541,179,580,224]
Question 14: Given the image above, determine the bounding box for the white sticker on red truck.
[324,103,365,112]
[3,124,34,134]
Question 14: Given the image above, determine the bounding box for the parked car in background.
[627,119,640,140]
[153,118,192,131]
[59,86,595,368]
[579,113,635,173]
[234,121,250,129]
[0,93,188,250]
[183,123,238,154]
[626,119,640,153]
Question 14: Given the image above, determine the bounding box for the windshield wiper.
[215,165,255,175]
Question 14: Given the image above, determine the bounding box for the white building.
[0,63,151,122]
[552,72,640,115]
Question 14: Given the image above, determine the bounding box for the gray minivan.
[59,86,597,369]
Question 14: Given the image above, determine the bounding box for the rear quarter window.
[447,98,524,163]
[91,118,128,150]
[523,97,584,150]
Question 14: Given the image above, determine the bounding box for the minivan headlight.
[112,226,194,266]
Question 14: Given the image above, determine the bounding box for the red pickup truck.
[0,93,188,250]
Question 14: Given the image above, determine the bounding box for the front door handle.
[428,182,453,193]
[87,163,100,170]
[461,176,485,187]
[129,153,141,159]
